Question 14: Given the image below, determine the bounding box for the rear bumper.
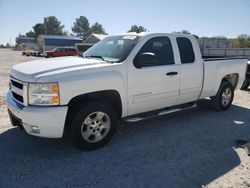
[7,91,68,138]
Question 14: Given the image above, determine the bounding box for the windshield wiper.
[85,55,105,61]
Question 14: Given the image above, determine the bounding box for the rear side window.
[176,37,195,64]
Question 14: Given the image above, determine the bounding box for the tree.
[172,30,191,35]
[127,25,147,33]
[26,23,45,38]
[44,16,65,35]
[26,16,65,38]
[181,30,191,35]
[33,23,45,37]
[236,34,250,48]
[72,16,90,39]
[89,22,106,34]
[26,31,36,37]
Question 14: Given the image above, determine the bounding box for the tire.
[241,81,249,90]
[210,81,234,111]
[70,102,117,150]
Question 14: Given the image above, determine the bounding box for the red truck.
[45,47,78,58]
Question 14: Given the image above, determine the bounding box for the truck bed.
[199,57,248,99]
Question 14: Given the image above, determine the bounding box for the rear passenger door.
[176,37,203,104]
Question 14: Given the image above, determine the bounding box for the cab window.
[134,37,175,68]
[176,37,195,63]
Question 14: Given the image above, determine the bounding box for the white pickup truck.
[7,33,248,150]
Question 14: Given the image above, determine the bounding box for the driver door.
[127,36,180,116]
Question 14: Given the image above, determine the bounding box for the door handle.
[166,72,178,76]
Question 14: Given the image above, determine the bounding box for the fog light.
[30,125,40,134]
[24,123,40,134]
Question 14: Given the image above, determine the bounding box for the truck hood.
[10,57,109,82]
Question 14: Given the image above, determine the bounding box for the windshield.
[83,35,140,63]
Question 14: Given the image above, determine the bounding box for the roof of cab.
[118,32,193,38]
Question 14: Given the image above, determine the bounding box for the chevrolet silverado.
[7,33,248,150]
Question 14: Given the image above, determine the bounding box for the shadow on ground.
[0,100,250,188]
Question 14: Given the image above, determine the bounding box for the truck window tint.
[135,37,174,67]
[176,37,195,63]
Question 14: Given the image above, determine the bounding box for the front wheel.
[211,81,234,111]
[70,102,117,150]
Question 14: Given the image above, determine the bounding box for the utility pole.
[43,17,47,53]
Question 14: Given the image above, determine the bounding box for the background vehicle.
[45,47,78,58]
[7,33,248,150]
[22,49,44,57]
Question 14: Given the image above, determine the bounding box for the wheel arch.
[221,73,239,89]
[63,90,122,136]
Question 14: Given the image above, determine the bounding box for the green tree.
[72,16,90,39]
[44,16,65,35]
[33,23,45,37]
[172,30,191,35]
[26,16,65,38]
[26,23,45,38]
[127,25,147,33]
[89,22,106,34]
[26,31,36,37]
[236,34,250,48]
[181,30,191,35]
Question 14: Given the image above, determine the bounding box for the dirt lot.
[0,48,250,188]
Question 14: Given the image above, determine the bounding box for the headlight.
[28,83,60,106]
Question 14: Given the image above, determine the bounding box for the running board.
[125,103,197,123]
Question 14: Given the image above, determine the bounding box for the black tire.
[241,81,249,90]
[210,81,234,111]
[70,102,117,150]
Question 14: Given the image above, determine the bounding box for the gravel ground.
[0,49,39,130]
[0,49,250,188]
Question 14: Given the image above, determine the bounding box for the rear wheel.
[70,102,117,150]
[241,81,249,90]
[211,81,234,111]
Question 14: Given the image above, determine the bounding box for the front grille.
[11,79,23,89]
[10,77,27,105]
[12,92,24,103]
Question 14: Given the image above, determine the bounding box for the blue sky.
[0,0,249,45]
